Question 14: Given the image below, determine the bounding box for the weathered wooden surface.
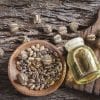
[0,0,100,100]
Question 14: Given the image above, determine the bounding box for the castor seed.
[30,84,36,90]
[86,34,96,41]
[40,84,45,90]
[29,79,35,83]
[69,21,79,32]
[42,54,52,65]
[31,45,36,51]
[17,73,28,86]
[20,50,28,60]
[33,14,41,24]
[43,24,52,33]
[26,48,32,52]
[35,84,41,90]
[9,22,19,33]
[50,80,55,86]
[36,44,40,49]
[28,57,34,61]
[18,36,30,43]
[58,26,67,35]
[54,34,62,43]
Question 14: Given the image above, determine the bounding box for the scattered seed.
[54,34,62,43]
[58,26,67,35]
[69,21,79,32]
[18,36,30,43]
[9,22,19,33]
[43,24,52,33]
[33,14,41,24]
[86,34,96,41]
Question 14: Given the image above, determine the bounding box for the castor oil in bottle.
[65,37,100,84]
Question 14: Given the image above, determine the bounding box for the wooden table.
[0,0,100,100]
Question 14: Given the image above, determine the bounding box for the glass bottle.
[65,37,100,84]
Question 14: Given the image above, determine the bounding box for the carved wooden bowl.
[8,40,66,96]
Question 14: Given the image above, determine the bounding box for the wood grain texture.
[0,0,100,99]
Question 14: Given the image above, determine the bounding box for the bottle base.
[75,71,100,84]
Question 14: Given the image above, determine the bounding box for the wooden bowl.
[8,40,66,96]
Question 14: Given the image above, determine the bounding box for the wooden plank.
[0,0,100,99]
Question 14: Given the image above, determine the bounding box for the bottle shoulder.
[68,45,92,53]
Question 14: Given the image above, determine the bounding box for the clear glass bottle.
[65,37,100,84]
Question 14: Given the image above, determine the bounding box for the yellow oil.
[67,45,100,84]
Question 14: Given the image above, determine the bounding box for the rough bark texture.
[0,0,100,100]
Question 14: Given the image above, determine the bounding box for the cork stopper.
[65,37,84,51]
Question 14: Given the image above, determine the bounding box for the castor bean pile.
[16,43,63,90]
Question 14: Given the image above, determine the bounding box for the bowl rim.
[8,40,66,96]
